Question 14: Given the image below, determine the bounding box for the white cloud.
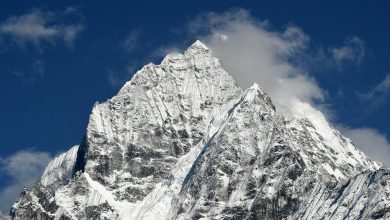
[184,9,390,167]
[188,9,323,110]
[123,30,141,52]
[12,59,45,85]
[63,24,84,47]
[107,69,123,88]
[1,8,84,85]
[63,6,80,15]
[0,150,52,213]
[330,36,365,68]
[357,74,390,107]
[0,11,58,41]
[106,62,140,88]
[341,127,390,167]
[0,8,84,47]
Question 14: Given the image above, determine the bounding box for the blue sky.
[1,0,390,213]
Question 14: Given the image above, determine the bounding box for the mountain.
[9,41,390,220]
[0,211,9,220]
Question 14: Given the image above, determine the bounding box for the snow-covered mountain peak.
[119,41,223,98]
[39,40,243,219]
[10,41,390,220]
[193,40,208,48]
[249,82,260,90]
[185,40,210,55]
[159,40,212,68]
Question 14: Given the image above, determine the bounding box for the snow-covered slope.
[40,145,79,192]
[170,83,382,219]
[292,169,390,220]
[0,211,9,220]
[10,41,389,220]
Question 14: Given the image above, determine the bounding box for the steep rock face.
[11,41,243,219]
[291,169,390,220]
[57,40,243,219]
[80,40,242,201]
[41,145,79,193]
[171,84,382,220]
[10,146,80,220]
[10,41,389,220]
[10,185,59,220]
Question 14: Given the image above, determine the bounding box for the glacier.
[9,40,390,220]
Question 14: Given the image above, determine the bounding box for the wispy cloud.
[0,8,84,48]
[63,24,84,47]
[341,127,390,167]
[0,150,52,213]
[106,62,139,88]
[107,69,123,88]
[292,36,366,74]
[106,30,145,88]
[357,74,390,107]
[0,7,84,85]
[123,29,141,52]
[330,36,365,68]
[12,59,45,85]
[0,10,58,45]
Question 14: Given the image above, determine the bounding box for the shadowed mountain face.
[10,41,390,220]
